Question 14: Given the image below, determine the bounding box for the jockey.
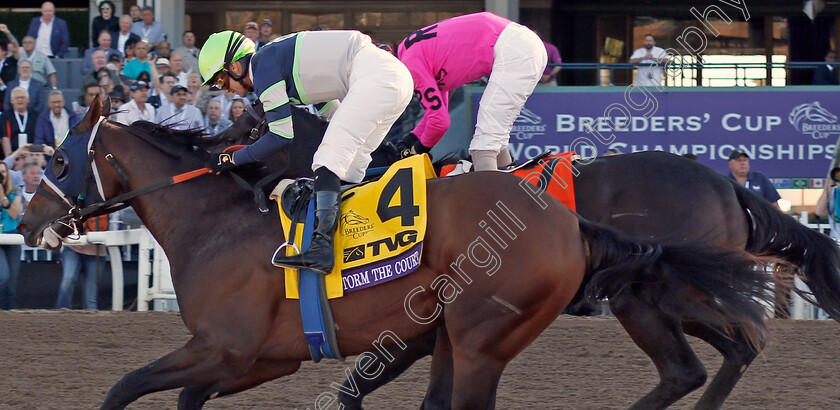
[198,30,413,274]
[397,12,547,171]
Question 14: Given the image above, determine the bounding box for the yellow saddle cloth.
[278,154,437,299]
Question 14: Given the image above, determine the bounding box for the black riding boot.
[273,168,341,274]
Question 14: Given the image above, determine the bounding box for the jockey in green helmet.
[198,30,413,275]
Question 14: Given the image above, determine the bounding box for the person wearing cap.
[243,22,259,44]
[155,84,203,130]
[727,148,781,208]
[198,29,412,274]
[108,88,125,111]
[257,19,274,49]
[154,57,171,75]
[113,80,155,125]
[173,31,201,73]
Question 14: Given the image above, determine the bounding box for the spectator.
[91,1,118,47]
[112,15,140,56]
[75,83,101,117]
[204,99,232,136]
[153,40,171,59]
[0,161,23,310]
[816,167,840,239]
[154,57,171,75]
[602,147,623,157]
[538,32,562,86]
[229,98,246,122]
[113,80,154,125]
[156,84,203,130]
[257,19,274,49]
[108,88,125,111]
[82,30,121,75]
[131,6,165,48]
[26,1,70,58]
[629,34,669,87]
[15,35,57,88]
[244,22,259,44]
[173,31,200,73]
[123,40,151,80]
[34,90,77,148]
[123,36,138,61]
[148,71,176,108]
[3,147,33,188]
[169,52,188,86]
[96,67,123,100]
[726,148,781,209]
[20,161,40,203]
[186,72,208,110]
[4,60,46,113]
[214,91,247,121]
[56,214,108,310]
[81,50,114,94]
[0,40,18,111]
[128,4,141,22]
[813,50,839,85]
[0,87,39,156]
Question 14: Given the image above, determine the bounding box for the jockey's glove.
[395,133,420,158]
[208,152,238,172]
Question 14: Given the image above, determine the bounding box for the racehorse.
[18,97,781,410]
[217,102,840,409]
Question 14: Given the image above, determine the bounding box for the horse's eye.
[52,151,70,182]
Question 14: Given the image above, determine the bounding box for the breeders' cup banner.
[470,88,840,178]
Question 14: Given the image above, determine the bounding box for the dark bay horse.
[18,98,780,409]
[217,104,840,409]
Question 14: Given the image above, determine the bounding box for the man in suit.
[813,50,839,85]
[3,60,46,113]
[112,15,140,56]
[82,30,121,75]
[0,87,39,156]
[35,90,78,149]
[26,2,70,58]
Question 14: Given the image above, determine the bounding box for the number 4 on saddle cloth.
[274,154,437,300]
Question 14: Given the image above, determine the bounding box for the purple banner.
[341,243,422,293]
[470,87,840,178]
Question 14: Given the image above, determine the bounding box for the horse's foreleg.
[338,330,437,410]
[611,293,708,410]
[420,326,453,410]
[100,335,261,410]
[682,322,765,410]
[177,360,302,410]
[448,352,504,409]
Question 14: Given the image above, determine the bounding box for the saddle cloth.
[439,152,578,212]
[276,154,437,299]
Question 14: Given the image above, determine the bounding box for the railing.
[552,61,840,87]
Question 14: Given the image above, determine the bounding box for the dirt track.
[1,311,838,409]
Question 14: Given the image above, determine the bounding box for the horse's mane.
[127,121,223,154]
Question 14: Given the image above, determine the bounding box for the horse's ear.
[101,96,111,117]
[70,94,102,136]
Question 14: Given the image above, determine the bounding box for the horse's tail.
[578,217,777,349]
[732,180,840,322]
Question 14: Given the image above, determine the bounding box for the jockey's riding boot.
[273,168,341,275]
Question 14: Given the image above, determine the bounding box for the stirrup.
[272,241,301,268]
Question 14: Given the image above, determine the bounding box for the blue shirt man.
[726,148,781,208]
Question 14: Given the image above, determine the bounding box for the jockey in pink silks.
[397,12,547,171]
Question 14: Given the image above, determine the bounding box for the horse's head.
[18,95,113,248]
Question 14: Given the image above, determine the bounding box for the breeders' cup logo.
[789,101,840,139]
[510,107,546,141]
[341,210,374,239]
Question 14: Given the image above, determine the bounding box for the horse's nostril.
[17,223,31,235]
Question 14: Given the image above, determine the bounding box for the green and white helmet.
[198,31,256,86]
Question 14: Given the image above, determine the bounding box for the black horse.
[213,103,840,409]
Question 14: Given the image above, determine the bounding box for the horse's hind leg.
[421,326,454,410]
[177,359,302,410]
[101,335,262,410]
[682,322,765,410]
[611,293,708,409]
